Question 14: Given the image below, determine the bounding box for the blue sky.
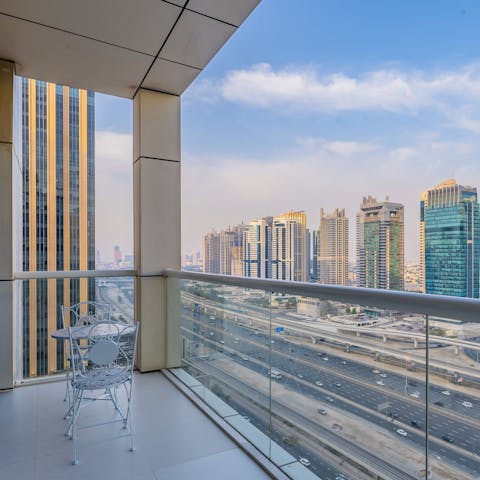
[95,0,480,263]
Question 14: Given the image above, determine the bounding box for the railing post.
[0,60,18,389]
[133,89,181,371]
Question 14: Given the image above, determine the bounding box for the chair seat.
[72,368,131,391]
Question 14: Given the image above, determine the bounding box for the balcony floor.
[0,372,273,480]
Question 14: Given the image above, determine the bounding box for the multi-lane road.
[182,300,480,480]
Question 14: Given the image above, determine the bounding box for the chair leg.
[64,372,73,419]
[66,388,82,437]
[128,409,135,453]
[125,382,135,452]
[108,387,127,425]
[71,389,83,465]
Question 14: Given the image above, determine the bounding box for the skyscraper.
[219,224,244,275]
[202,230,220,273]
[356,196,404,290]
[317,208,349,285]
[243,217,272,278]
[21,79,95,377]
[271,211,307,282]
[421,179,480,298]
[307,230,318,282]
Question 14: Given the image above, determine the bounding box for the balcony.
[4,269,480,479]
[0,370,272,480]
[2,2,480,480]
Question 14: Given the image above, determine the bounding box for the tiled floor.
[0,372,273,480]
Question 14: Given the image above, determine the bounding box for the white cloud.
[188,63,480,118]
[95,131,133,261]
[297,138,379,156]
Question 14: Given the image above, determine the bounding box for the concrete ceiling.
[0,0,260,98]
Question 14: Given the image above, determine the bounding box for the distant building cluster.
[97,245,133,270]
[198,179,480,299]
[202,210,348,284]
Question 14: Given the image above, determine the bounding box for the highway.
[189,359,416,480]
[186,292,480,380]
[181,302,480,479]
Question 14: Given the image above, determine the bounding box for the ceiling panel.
[0,0,181,56]
[160,9,236,70]
[142,58,201,95]
[0,15,151,98]
[187,0,261,26]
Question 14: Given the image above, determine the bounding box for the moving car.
[396,429,408,437]
[335,382,342,388]
[441,390,450,396]
[372,369,380,374]
[299,458,311,467]
[462,401,473,408]
[379,373,388,378]
[376,380,385,386]
[410,391,420,399]
[441,434,454,443]
[317,408,327,415]
[315,381,324,387]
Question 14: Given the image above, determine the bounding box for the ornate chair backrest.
[68,321,138,384]
[61,301,111,328]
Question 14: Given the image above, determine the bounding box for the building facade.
[317,208,349,285]
[203,225,244,275]
[271,211,307,282]
[421,179,480,298]
[22,79,95,377]
[219,225,244,275]
[356,196,404,290]
[310,229,318,282]
[243,217,272,278]
[202,230,220,273]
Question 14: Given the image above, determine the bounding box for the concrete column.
[133,89,181,372]
[0,60,16,389]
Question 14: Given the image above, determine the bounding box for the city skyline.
[92,1,480,264]
[195,182,448,266]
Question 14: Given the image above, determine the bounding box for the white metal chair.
[67,321,139,465]
[61,301,112,413]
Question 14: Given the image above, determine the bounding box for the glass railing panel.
[168,272,480,480]
[174,277,276,460]
[18,275,134,380]
[269,294,428,480]
[427,315,480,480]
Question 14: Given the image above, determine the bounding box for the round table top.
[51,323,126,340]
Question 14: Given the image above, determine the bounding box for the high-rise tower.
[317,208,349,285]
[421,179,480,298]
[356,196,404,290]
[243,217,272,278]
[21,79,95,377]
[271,211,307,282]
[202,230,220,273]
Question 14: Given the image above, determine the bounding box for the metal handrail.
[164,269,480,324]
[14,269,137,280]
[13,268,480,323]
